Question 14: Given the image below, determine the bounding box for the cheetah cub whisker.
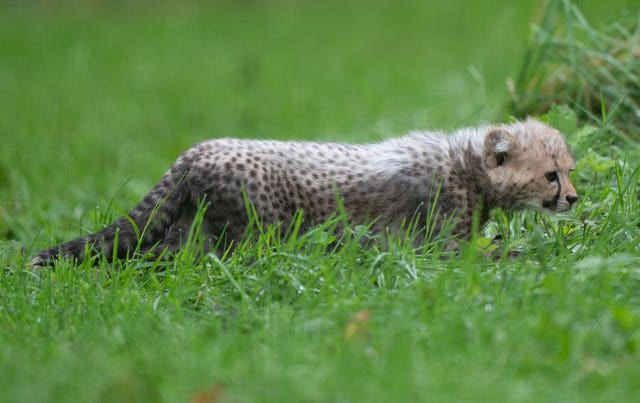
[31,118,577,266]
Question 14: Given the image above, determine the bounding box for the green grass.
[2,1,640,402]
[508,0,640,140]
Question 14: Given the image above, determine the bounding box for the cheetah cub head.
[482,119,578,213]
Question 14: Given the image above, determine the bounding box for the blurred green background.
[0,0,633,200]
[0,1,634,215]
[0,0,634,244]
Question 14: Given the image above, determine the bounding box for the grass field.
[2,1,640,402]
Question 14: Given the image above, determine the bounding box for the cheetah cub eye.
[544,171,558,182]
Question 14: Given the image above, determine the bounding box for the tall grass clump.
[508,0,640,139]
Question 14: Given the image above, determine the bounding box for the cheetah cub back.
[32,118,577,265]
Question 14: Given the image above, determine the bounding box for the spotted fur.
[31,118,577,265]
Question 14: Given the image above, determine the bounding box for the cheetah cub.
[32,118,577,265]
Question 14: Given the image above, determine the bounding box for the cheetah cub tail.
[30,164,191,266]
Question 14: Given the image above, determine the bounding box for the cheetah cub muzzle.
[32,118,577,266]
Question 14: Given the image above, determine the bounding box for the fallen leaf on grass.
[343,309,371,342]
[190,382,226,403]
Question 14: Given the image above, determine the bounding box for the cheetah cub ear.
[483,128,518,169]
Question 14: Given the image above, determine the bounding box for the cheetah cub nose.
[566,195,578,205]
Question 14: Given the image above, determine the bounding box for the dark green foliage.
[508,0,640,139]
